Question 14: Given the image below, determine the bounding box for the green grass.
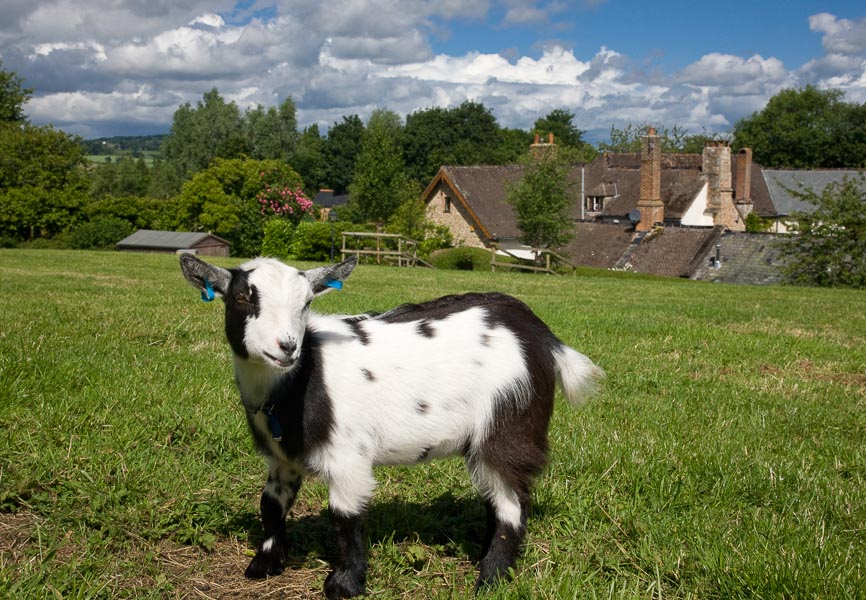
[1,249,864,599]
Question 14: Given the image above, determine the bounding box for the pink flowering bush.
[256,169,314,224]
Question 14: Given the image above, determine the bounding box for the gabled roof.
[762,170,864,216]
[117,230,229,250]
[314,189,349,208]
[423,165,527,240]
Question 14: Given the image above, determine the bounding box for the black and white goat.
[180,254,602,599]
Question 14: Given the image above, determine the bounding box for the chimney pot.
[548,132,554,144]
[533,133,540,144]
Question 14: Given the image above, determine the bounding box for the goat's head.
[181,254,357,370]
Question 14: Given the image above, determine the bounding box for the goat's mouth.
[263,351,294,369]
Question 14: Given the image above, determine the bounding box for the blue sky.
[1,0,864,141]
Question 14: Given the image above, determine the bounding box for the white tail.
[554,345,604,407]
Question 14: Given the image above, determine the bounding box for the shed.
[116,230,231,257]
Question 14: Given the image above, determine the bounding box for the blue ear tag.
[325,279,343,290]
[201,279,215,302]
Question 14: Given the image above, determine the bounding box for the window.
[585,197,602,212]
[444,196,452,213]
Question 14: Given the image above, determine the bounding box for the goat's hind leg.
[245,458,304,578]
[468,457,531,589]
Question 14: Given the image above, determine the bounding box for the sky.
[1,0,865,142]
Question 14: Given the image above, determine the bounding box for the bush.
[429,247,492,271]
[68,217,133,250]
[261,219,296,259]
[290,221,350,262]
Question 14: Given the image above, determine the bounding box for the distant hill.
[81,134,167,156]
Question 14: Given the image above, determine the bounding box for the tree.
[733,86,866,168]
[322,115,364,195]
[507,146,577,249]
[161,88,247,179]
[598,123,715,154]
[402,101,503,184]
[291,124,327,196]
[532,109,597,162]
[0,60,31,124]
[89,156,150,199]
[245,97,299,162]
[778,175,866,288]
[173,158,307,256]
[347,109,415,223]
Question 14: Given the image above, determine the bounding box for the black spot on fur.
[415,400,430,415]
[418,447,432,461]
[361,368,375,381]
[473,360,483,367]
[224,270,260,359]
[417,320,435,338]
[350,320,370,345]
[481,334,492,346]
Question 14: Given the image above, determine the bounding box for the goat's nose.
[278,339,297,356]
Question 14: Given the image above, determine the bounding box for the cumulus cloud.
[2,2,865,139]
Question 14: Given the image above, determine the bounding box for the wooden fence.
[341,232,433,268]
[490,245,576,275]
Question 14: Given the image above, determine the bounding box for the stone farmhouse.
[421,130,862,283]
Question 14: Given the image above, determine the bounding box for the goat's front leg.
[245,457,304,578]
[323,466,375,599]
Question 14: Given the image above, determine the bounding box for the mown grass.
[1,249,864,599]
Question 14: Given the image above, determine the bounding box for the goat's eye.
[235,292,250,304]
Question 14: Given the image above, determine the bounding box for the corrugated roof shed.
[116,230,230,256]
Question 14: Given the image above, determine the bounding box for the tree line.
[1,57,865,273]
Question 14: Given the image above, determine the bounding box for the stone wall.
[425,185,487,248]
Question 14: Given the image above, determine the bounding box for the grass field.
[1,249,864,599]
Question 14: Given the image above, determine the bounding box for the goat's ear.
[303,255,358,296]
[179,253,232,301]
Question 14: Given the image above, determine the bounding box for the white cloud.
[3,3,865,140]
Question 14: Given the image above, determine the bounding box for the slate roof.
[762,170,864,216]
[117,230,229,250]
[628,227,721,278]
[690,232,786,285]
[314,189,349,208]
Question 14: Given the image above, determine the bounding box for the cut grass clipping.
[1,249,864,599]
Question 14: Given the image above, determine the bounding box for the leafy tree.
[323,115,364,195]
[291,124,327,196]
[733,86,866,168]
[0,60,32,124]
[0,123,89,240]
[495,127,534,164]
[161,88,247,179]
[778,175,866,288]
[173,158,305,257]
[245,97,299,162]
[598,123,714,154]
[507,146,577,249]
[89,156,150,199]
[347,109,416,223]
[532,108,597,162]
[402,101,503,184]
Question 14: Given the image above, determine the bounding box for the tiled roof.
[691,232,786,285]
[560,222,635,269]
[762,170,864,216]
[117,230,229,249]
[628,228,720,278]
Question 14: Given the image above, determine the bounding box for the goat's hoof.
[324,569,365,599]
[244,551,284,579]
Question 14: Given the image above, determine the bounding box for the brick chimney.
[636,127,664,231]
[734,148,754,220]
[702,141,742,230]
[530,132,556,159]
